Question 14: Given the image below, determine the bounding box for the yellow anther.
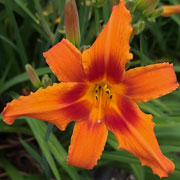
[105,89,110,94]
[94,84,112,103]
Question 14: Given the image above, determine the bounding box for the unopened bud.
[133,20,145,35]
[136,0,159,16]
[64,0,80,48]
[148,7,163,22]
[161,5,180,17]
[126,0,136,12]
[41,74,52,88]
[25,64,41,88]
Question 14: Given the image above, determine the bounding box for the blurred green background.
[0,0,180,179]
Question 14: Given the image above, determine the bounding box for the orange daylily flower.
[161,5,180,17]
[2,0,179,178]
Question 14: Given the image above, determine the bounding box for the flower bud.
[136,0,159,16]
[133,20,145,35]
[25,64,41,88]
[64,0,80,48]
[161,5,180,17]
[41,74,52,88]
[126,0,136,12]
[148,7,163,22]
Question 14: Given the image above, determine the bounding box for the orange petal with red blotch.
[67,119,108,169]
[104,95,174,178]
[43,39,86,82]
[82,0,133,83]
[2,82,90,130]
[123,63,179,102]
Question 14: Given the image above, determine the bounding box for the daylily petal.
[43,38,86,82]
[82,0,133,83]
[2,83,90,130]
[67,117,108,169]
[123,63,179,102]
[104,95,174,178]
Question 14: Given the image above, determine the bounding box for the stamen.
[94,84,112,122]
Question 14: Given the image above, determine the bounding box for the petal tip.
[149,154,175,178]
[67,121,107,170]
[1,102,16,125]
[124,62,179,102]
[44,38,84,82]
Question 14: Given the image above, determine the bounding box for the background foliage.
[0,0,180,179]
